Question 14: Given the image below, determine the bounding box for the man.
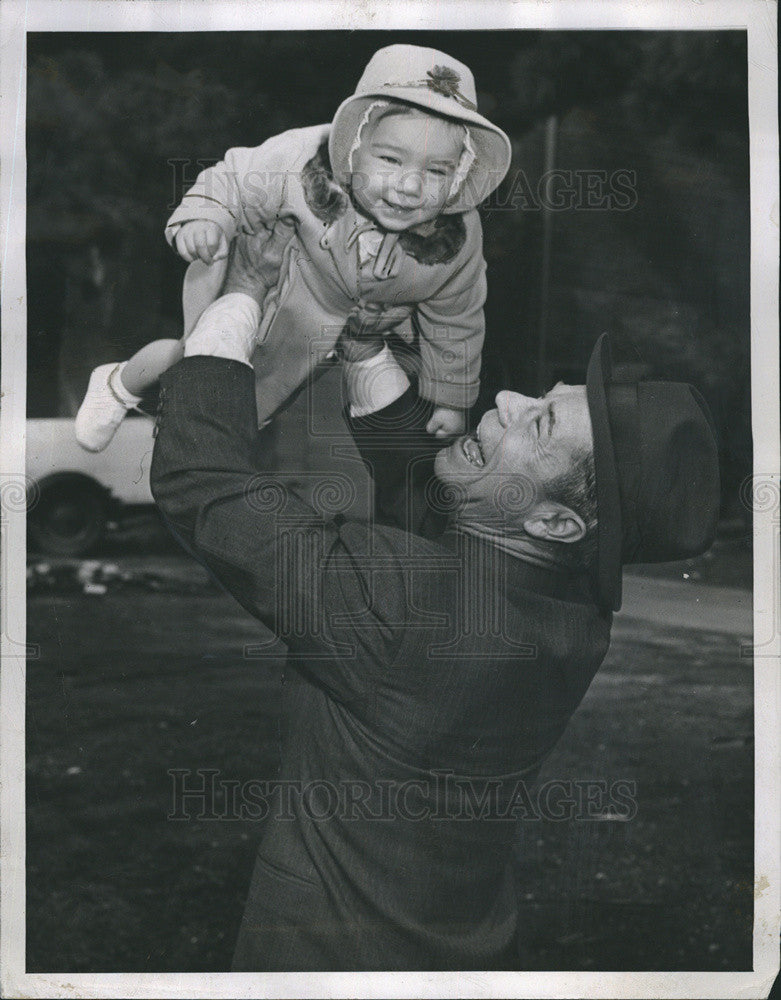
[150,233,720,971]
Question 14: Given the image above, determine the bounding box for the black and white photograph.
[1,1,778,997]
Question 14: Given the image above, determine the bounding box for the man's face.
[350,111,462,231]
[434,384,594,523]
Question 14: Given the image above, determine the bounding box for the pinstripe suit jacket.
[150,356,611,971]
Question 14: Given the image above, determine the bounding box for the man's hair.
[544,448,598,567]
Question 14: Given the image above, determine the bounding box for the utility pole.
[536,114,558,395]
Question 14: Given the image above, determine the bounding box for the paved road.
[619,573,752,638]
[26,555,755,972]
[31,552,755,639]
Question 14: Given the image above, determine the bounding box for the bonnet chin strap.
[448,125,476,201]
[347,100,390,173]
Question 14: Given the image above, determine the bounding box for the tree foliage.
[25,32,751,502]
[27,50,243,248]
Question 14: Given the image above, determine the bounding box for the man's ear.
[523,503,586,544]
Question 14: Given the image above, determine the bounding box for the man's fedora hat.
[329,44,512,213]
[586,333,721,612]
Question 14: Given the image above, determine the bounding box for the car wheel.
[28,474,109,557]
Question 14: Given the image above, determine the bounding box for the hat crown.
[610,381,720,563]
[586,334,720,612]
[354,44,478,108]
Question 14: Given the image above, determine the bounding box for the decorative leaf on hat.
[426,65,477,110]
[427,65,460,96]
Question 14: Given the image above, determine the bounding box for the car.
[26,415,156,556]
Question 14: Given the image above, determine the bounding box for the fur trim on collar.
[397,212,466,266]
[300,142,350,224]
[300,142,466,265]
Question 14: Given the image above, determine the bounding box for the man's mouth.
[460,427,484,467]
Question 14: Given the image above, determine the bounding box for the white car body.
[26,415,155,505]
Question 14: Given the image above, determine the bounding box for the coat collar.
[440,527,598,607]
[300,141,467,265]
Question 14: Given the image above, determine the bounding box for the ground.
[26,519,754,973]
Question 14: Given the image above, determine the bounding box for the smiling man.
[434,383,596,554]
[150,233,720,971]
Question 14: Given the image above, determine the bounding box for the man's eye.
[380,155,400,165]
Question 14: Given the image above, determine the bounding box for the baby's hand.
[426,406,466,439]
[174,220,229,264]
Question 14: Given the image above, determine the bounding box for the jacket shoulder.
[447,208,485,271]
[461,208,484,249]
[221,125,330,178]
[245,124,331,171]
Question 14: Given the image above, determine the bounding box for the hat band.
[607,382,643,562]
[379,67,477,111]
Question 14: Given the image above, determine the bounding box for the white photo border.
[1,1,778,997]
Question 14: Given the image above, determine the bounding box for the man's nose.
[495,390,536,427]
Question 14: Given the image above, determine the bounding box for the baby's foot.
[75,363,142,452]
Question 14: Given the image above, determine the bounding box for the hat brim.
[586,333,623,613]
[329,92,512,213]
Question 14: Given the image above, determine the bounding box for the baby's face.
[350,111,463,231]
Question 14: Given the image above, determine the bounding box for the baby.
[75,44,511,450]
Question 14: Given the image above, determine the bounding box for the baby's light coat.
[166,124,487,422]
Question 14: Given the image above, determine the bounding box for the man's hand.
[182,220,297,366]
[174,220,229,264]
[222,219,297,306]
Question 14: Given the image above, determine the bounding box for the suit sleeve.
[347,388,449,541]
[413,211,487,411]
[150,357,416,706]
